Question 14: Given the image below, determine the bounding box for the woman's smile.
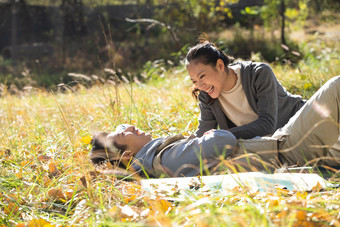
[206,86,214,95]
[187,60,229,99]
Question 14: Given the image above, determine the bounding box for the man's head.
[90,124,152,165]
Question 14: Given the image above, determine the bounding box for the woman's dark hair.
[185,42,232,68]
[186,35,234,100]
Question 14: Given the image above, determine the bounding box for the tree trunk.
[19,0,32,43]
[280,0,286,45]
[61,0,66,63]
[10,0,17,64]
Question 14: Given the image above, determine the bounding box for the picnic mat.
[141,172,335,199]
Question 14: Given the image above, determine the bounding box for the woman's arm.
[194,94,218,137]
[229,63,279,139]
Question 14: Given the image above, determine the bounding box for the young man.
[91,76,340,177]
[90,126,237,177]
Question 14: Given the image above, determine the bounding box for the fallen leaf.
[48,188,66,200]
[43,175,52,187]
[48,161,61,177]
[80,135,92,145]
[21,160,30,167]
[37,155,52,162]
[311,182,323,192]
[27,218,54,227]
[276,208,289,219]
[295,210,308,221]
[79,171,98,188]
[296,191,308,199]
[124,195,136,203]
[4,203,19,215]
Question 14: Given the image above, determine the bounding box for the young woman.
[185,40,306,139]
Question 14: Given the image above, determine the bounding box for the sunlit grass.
[1,31,340,226]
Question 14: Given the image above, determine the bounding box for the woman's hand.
[203,129,216,135]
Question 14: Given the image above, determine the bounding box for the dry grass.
[0,19,340,226]
[1,62,340,226]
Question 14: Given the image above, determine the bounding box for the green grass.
[1,25,340,226]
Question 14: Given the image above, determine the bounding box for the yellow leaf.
[80,135,92,145]
[159,199,172,213]
[311,182,323,192]
[4,202,19,215]
[124,195,136,203]
[296,191,308,199]
[48,161,61,177]
[294,210,308,221]
[21,160,30,167]
[27,218,54,227]
[48,162,57,173]
[15,171,23,179]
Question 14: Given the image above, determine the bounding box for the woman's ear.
[216,59,225,72]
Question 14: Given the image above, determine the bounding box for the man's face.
[107,125,152,156]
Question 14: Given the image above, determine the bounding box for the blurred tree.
[151,0,238,33]
[243,0,309,45]
[61,0,87,62]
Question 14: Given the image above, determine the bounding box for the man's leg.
[230,137,280,172]
[274,76,340,166]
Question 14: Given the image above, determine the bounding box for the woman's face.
[187,59,227,99]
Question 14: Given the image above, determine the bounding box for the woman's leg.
[274,76,340,166]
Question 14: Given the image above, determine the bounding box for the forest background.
[0,0,340,226]
[0,0,338,92]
